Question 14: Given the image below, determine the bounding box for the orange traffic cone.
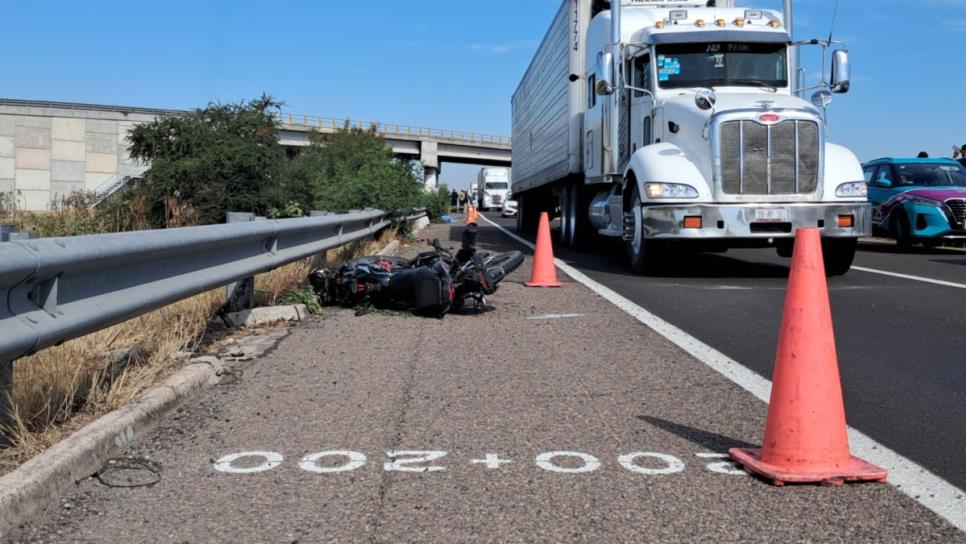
[466,206,477,224]
[729,229,886,486]
[525,212,562,288]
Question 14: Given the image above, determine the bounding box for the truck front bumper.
[641,203,871,239]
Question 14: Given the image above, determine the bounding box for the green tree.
[127,95,286,225]
[284,127,427,217]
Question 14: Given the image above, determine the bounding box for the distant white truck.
[477,167,511,211]
[511,0,870,275]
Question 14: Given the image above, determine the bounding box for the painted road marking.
[299,451,367,474]
[852,266,966,290]
[214,451,284,474]
[619,452,685,475]
[535,451,601,473]
[525,313,585,320]
[212,450,748,476]
[480,213,966,532]
[472,454,512,469]
[385,450,447,473]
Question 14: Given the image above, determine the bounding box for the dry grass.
[0,228,400,474]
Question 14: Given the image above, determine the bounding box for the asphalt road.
[12,220,965,542]
[489,212,966,492]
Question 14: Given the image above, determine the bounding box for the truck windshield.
[656,42,787,89]
[485,182,509,190]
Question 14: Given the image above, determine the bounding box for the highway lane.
[488,213,966,492]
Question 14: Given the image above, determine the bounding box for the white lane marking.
[384,450,447,472]
[299,451,367,474]
[480,213,966,532]
[525,313,585,320]
[852,266,966,290]
[471,454,512,469]
[618,452,685,475]
[535,451,601,474]
[213,451,284,474]
[696,453,749,476]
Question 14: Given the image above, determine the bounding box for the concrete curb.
[224,304,309,328]
[0,358,225,535]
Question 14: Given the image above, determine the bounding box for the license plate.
[754,208,788,222]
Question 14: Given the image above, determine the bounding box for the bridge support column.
[420,140,440,192]
[423,167,439,192]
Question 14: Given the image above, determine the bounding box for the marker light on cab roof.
[715,18,726,27]
[768,19,781,28]
[655,20,665,29]
[733,18,745,27]
[695,19,705,27]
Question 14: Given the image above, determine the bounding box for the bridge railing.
[0,208,426,431]
[274,113,512,146]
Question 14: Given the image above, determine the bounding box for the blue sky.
[4,0,965,189]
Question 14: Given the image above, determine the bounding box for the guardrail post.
[0,224,14,242]
[0,357,13,446]
[225,212,256,312]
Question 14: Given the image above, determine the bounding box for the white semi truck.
[477,167,512,211]
[511,0,870,274]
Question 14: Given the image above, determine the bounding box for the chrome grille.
[947,199,966,227]
[719,119,819,195]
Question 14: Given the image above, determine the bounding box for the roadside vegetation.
[0,95,439,471]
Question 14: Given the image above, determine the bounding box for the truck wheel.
[625,189,661,275]
[569,183,595,251]
[822,238,857,276]
[559,185,572,246]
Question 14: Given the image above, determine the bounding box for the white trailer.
[511,0,870,275]
[477,167,511,210]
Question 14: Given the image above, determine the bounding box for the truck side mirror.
[595,52,615,96]
[830,49,850,93]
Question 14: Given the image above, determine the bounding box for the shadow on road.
[638,416,757,451]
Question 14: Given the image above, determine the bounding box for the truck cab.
[512,0,870,275]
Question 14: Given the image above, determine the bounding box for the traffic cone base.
[728,228,886,487]
[729,447,887,486]
[526,211,561,288]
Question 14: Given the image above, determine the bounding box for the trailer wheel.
[516,192,540,234]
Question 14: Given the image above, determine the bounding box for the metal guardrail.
[275,113,512,147]
[0,209,424,434]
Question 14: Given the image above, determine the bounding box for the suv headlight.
[835,182,868,198]
[644,183,699,199]
[908,196,941,207]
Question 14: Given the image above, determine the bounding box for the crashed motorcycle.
[309,224,524,317]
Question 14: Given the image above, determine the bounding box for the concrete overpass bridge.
[276,113,511,190]
[0,99,511,211]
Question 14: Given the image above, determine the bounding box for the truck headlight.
[644,183,699,199]
[835,182,867,198]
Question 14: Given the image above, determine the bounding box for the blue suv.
[861,158,966,248]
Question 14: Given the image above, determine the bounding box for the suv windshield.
[895,163,966,187]
[656,42,787,89]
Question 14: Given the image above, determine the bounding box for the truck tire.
[568,182,595,251]
[625,188,662,275]
[559,185,573,246]
[822,238,857,276]
[516,192,540,234]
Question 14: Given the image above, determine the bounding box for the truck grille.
[719,119,820,195]
[947,199,966,227]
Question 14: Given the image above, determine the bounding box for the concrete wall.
[0,104,158,211]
